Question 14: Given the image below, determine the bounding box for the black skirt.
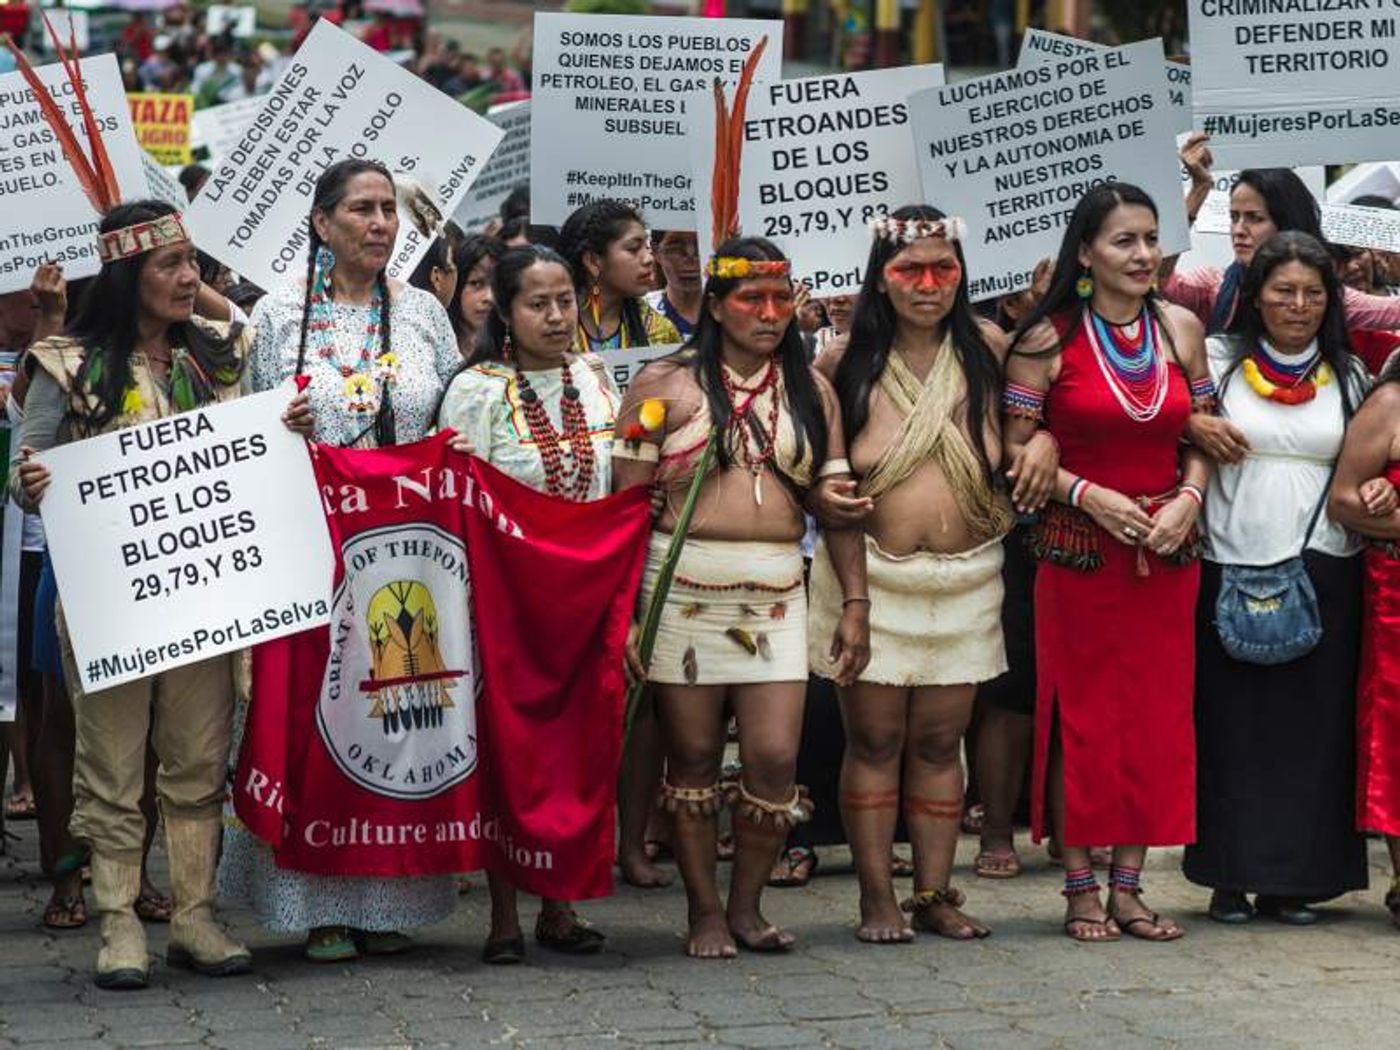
[977,527,1037,716]
[1183,552,1369,898]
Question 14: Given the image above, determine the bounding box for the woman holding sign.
[437,244,620,962]
[1184,232,1371,926]
[1004,183,1213,943]
[9,199,297,989]
[222,158,462,964]
[808,206,1053,943]
[559,200,680,353]
[613,236,865,958]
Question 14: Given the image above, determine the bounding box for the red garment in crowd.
[120,22,154,62]
[1030,314,1199,847]
[235,433,651,899]
[1357,462,1400,835]
[1350,329,1400,376]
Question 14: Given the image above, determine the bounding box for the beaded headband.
[96,213,191,264]
[706,257,791,280]
[870,216,967,245]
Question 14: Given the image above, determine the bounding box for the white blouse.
[437,352,619,501]
[1203,335,1370,566]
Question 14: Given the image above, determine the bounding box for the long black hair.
[66,199,242,431]
[690,236,827,479]
[557,198,650,345]
[1226,230,1361,417]
[1232,169,1323,241]
[835,204,1001,480]
[1011,182,1177,360]
[468,244,573,366]
[294,158,394,377]
[446,233,504,339]
[406,234,453,295]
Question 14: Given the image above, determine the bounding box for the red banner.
[234,432,650,899]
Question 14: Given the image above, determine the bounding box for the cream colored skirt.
[639,534,807,685]
[809,533,1006,687]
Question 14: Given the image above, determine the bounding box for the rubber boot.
[164,816,252,976]
[90,853,150,990]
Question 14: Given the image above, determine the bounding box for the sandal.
[482,933,525,965]
[974,848,1023,880]
[42,894,87,930]
[304,925,359,962]
[768,846,817,888]
[890,852,915,878]
[1108,893,1183,942]
[1064,915,1120,942]
[355,930,413,955]
[716,833,736,863]
[535,910,606,955]
[135,889,173,923]
[960,803,985,835]
[5,794,36,821]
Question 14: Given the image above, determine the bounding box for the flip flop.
[535,912,606,955]
[1064,915,1120,942]
[5,795,36,821]
[42,894,87,930]
[135,889,173,923]
[767,846,817,888]
[974,848,1023,879]
[1115,911,1184,942]
[305,926,358,963]
[890,852,915,878]
[482,934,525,965]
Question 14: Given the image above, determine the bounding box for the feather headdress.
[708,36,767,253]
[2,14,121,215]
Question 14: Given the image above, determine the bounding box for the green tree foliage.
[564,0,653,14]
[1095,0,1188,55]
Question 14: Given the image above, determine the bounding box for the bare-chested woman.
[811,206,1058,943]
[614,236,868,958]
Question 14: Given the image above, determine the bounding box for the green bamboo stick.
[623,427,721,742]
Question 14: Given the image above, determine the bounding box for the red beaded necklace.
[720,360,781,505]
[514,358,596,502]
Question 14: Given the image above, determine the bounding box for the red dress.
[1356,462,1400,835]
[1030,316,1199,846]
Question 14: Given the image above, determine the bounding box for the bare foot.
[728,908,796,952]
[619,850,675,889]
[908,898,991,940]
[1063,891,1120,942]
[686,912,737,959]
[856,891,913,944]
[1108,889,1183,942]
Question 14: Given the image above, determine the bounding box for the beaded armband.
[1189,375,1219,414]
[610,438,660,463]
[1003,381,1047,423]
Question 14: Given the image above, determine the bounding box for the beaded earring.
[315,244,336,283]
[587,281,603,327]
[1075,270,1094,300]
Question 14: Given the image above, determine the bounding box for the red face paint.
[883,259,962,292]
[729,288,796,322]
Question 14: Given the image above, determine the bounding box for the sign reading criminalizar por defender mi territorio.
[40,391,335,692]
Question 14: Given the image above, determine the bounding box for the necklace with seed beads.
[514,358,596,501]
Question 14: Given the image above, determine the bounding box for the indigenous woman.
[1005,183,1212,943]
[813,294,855,362]
[810,206,1051,942]
[1168,143,1400,335]
[1185,232,1371,924]
[221,158,461,962]
[559,199,680,353]
[614,236,865,958]
[407,234,458,312]
[446,233,503,360]
[10,200,288,988]
[437,244,617,963]
[647,230,702,340]
[1328,324,1400,929]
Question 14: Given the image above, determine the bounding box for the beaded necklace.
[720,360,781,505]
[308,262,390,416]
[1242,340,1332,405]
[1084,305,1168,423]
[513,357,596,502]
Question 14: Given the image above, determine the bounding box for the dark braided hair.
[296,158,397,444]
[557,198,650,345]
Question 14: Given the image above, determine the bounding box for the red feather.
[710,79,730,253]
[42,14,120,210]
[722,37,766,243]
[0,33,107,214]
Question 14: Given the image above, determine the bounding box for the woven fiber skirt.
[639,533,807,685]
[809,533,1007,687]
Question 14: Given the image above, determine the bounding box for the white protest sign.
[1017,28,1192,134]
[40,391,335,693]
[189,95,263,165]
[142,152,189,210]
[453,101,530,233]
[206,4,257,37]
[1190,165,1327,235]
[1188,1,1400,168]
[186,21,503,293]
[0,54,147,294]
[1322,202,1400,254]
[530,12,782,228]
[595,344,680,395]
[689,64,942,297]
[910,39,1189,302]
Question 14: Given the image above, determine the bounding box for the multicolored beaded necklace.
[308,258,392,416]
[720,360,781,506]
[1242,341,1332,405]
[1084,305,1168,423]
[514,358,596,502]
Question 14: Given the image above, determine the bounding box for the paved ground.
[3,816,1400,1050]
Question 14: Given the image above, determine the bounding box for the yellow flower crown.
[705,257,792,280]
